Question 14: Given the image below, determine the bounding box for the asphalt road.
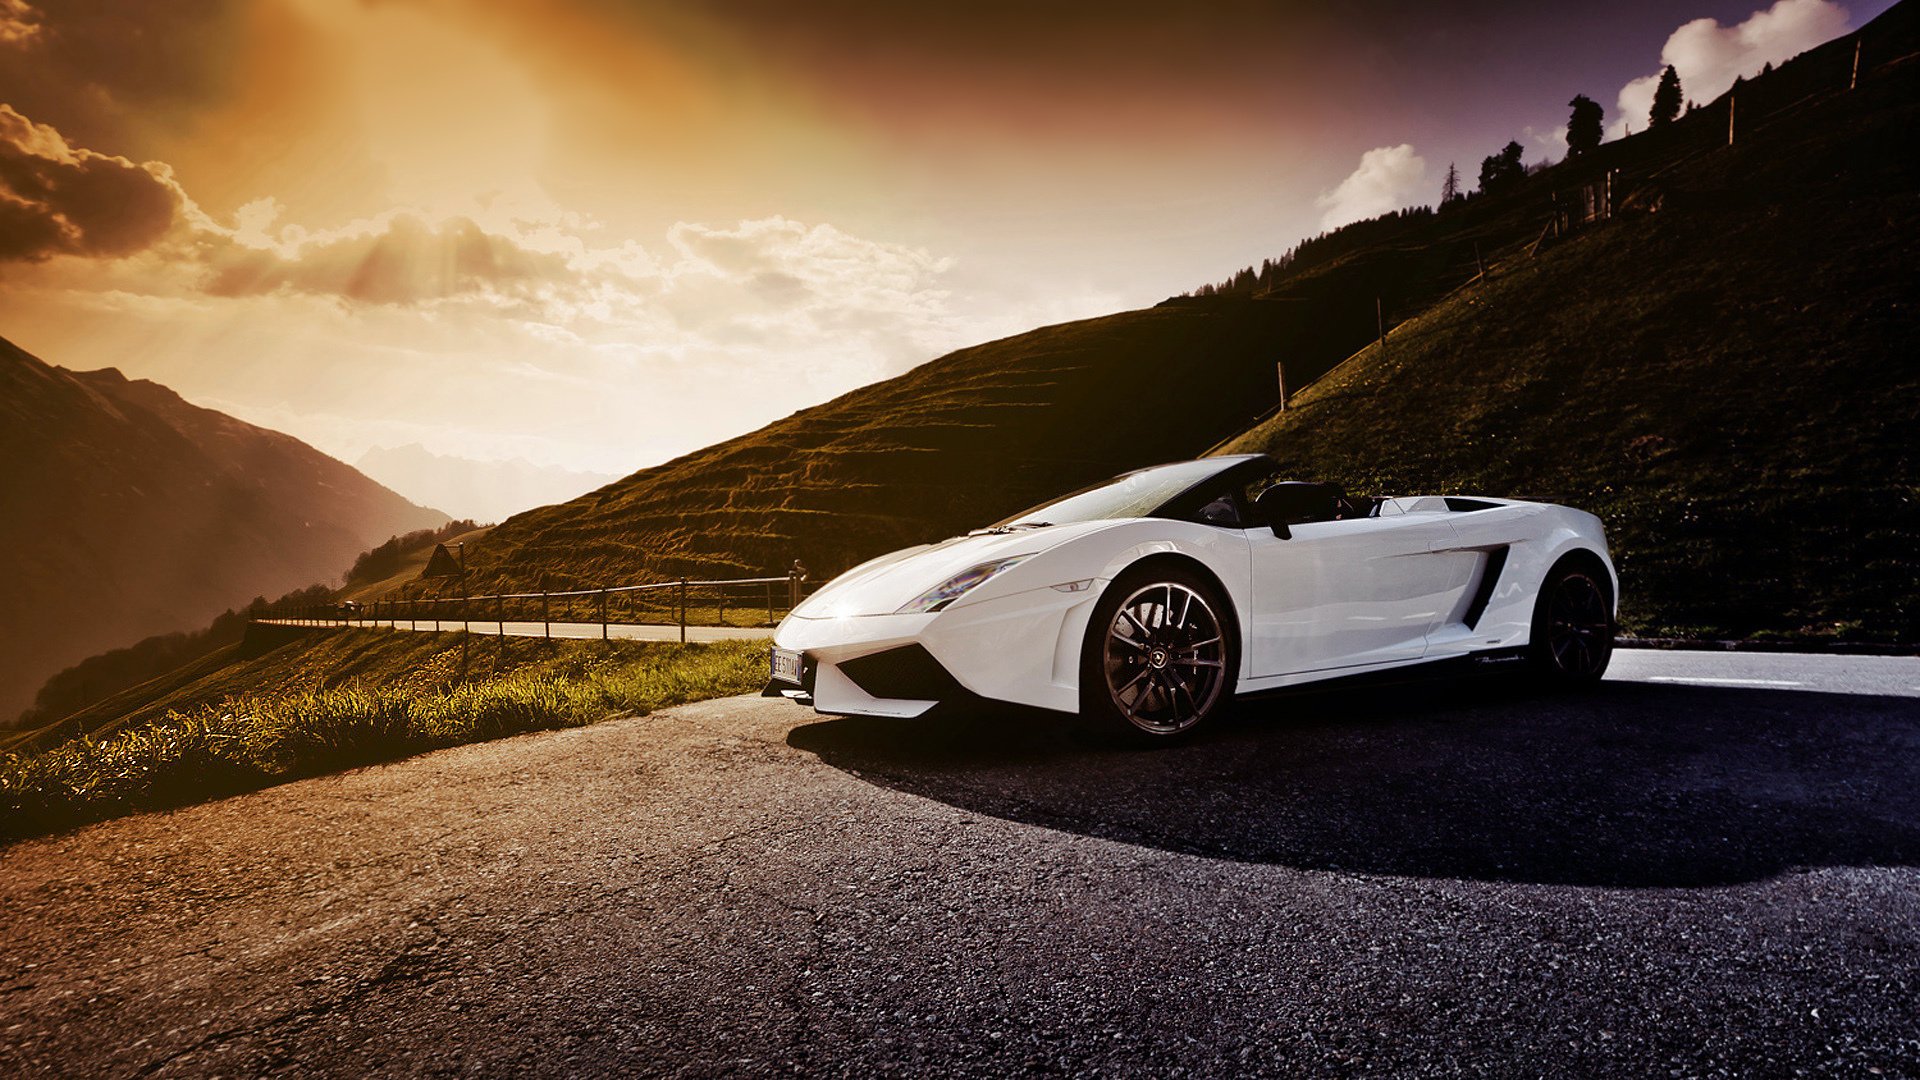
[3,651,1917,1077]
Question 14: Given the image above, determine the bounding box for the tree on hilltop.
[1477,140,1526,196]
[1440,162,1462,204]
[1650,65,1683,128]
[1567,94,1603,157]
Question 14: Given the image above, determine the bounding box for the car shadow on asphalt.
[786,675,1920,888]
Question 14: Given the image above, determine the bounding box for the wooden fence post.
[1851,37,1861,91]
[678,579,688,643]
[600,588,609,641]
[542,591,550,640]
[767,580,775,627]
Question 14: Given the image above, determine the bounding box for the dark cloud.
[0,104,182,262]
[0,104,574,302]
[202,214,577,305]
[0,1,245,152]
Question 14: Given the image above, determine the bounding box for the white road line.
[1644,676,1805,687]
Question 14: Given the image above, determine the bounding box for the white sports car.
[765,455,1617,740]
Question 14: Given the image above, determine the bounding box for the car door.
[1245,510,1472,677]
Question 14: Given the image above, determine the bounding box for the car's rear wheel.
[1529,559,1615,683]
[1080,565,1237,742]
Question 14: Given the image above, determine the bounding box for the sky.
[0,0,1894,483]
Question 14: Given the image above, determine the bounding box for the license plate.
[770,647,804,685]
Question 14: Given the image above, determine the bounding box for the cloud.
[0,103,184,262]
[1611,0,1850,138]
[1526,124,1570,159]
[1316,144,1426,230]
[0,104,976,476]
[201,211,579,306]
[0,0,41,46]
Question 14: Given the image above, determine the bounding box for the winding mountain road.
[3,651,1917,1076]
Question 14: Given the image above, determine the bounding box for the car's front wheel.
[1529,558,1615,683]
[1080,565,1237,742]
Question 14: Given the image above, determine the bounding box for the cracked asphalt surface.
[3,655,1918,1077]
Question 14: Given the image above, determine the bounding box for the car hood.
[793,519,1120,618]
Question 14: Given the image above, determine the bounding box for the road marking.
[1645,676,1805,687]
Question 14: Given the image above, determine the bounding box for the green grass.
[0,628,769,842]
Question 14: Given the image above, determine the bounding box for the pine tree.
[1567,94,1604,157]
[1440,162,1462,204]
[1650,64,1683,128]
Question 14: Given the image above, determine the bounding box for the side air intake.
[1463,546,1510,629]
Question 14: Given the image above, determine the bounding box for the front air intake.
[838,644,964,701]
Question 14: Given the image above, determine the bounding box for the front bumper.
[766,586,1099,718]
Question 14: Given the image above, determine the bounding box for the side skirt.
[1233,647,1531,700]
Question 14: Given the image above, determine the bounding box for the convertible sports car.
[765,455,1616,740]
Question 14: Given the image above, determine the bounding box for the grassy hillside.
[7,522,487,748]
[439,8,1917,625]
[458,304,1310,590]
[1222,46,1920,641]
[0,628,767,841]
[448,223,1561,592]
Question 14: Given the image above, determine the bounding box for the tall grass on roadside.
[0,637,768,841]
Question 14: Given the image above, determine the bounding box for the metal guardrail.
[261,571,819,643]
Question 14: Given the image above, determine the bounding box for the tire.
[1528,557,1615,684]
[1079,563,1238,742]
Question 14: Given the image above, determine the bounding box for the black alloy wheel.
[1082,566,1236,740]
[1531,563,1615,682]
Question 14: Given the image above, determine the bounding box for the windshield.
[991,459,1240,528]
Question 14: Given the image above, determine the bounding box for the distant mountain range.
[0,339,446,723]
[354,443,616,525]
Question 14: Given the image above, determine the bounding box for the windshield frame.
[990,456,1273,529]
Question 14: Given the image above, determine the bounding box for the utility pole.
[1728,94,1737,147]
[1376,297,1388,357]
[1276,361,1287,412]
[1851,38,1862,90]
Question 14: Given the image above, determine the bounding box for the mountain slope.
[459,303,1317,590]
[0,340,446,722]
[1222,37,1920,641]
[413,6,1914,644]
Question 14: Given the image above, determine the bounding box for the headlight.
[896,556,1030,614]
